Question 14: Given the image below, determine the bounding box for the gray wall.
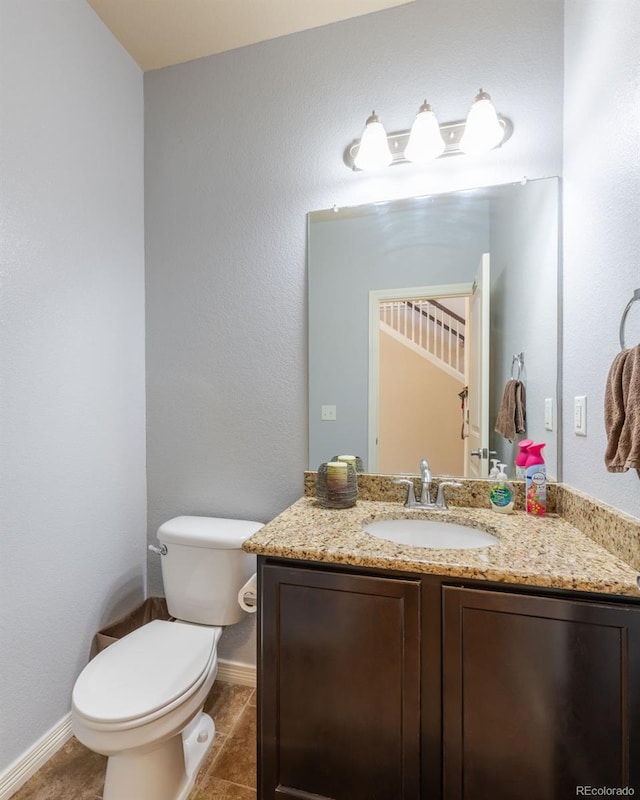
[145,0,564,664]
[563,0,640,518]
[0,0,146,772]
[489,179,559,478]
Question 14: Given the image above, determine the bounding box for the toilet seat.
[73,620,220,730]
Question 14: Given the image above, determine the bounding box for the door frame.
[368,282,473,473]
[465,254,491,478]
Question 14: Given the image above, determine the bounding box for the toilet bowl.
[71,516,262,800]
[73,620,222,800]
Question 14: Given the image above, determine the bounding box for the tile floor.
[11,682,256,800]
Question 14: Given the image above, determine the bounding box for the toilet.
[72,515,262,800]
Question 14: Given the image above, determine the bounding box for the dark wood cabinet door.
[259,563,421,800]
[442,586,640,800]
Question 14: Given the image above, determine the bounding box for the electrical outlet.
[321,405,337,421]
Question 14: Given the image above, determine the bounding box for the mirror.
[308,177,560,480]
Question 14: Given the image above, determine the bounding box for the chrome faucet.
[393,459,433,508]
[394,460,462,510]
[419,459,432,506]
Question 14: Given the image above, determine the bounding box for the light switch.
[544,398,553,431]
[574,396,587,436]
[321,405,337,421]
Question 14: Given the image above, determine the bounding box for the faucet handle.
[435,481,462,510]
[393,477,416,507]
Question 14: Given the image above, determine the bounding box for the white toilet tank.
[156,516,262,626]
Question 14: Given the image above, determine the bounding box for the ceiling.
[86,0,413,72]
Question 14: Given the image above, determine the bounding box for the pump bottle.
[489,463,515,514]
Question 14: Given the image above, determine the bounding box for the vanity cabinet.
[442,586,640,800]
[259,562,421,800]
[258,559,640,800]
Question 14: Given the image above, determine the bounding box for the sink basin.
[363,518,498,549]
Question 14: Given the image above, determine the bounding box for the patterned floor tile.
[11,738,106,800]
[11,682,256,800]
[203,683,254,736]
[206,706,256,789]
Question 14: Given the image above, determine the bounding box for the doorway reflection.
[377,293,469,475]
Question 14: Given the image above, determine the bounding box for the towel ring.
[619,288,640,350]
[511,352,524,381]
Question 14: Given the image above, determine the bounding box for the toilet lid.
[73,620,218,724]
[157,516,264,549]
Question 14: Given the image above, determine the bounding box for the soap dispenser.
[489,458,500,479]
[489,463,515,514]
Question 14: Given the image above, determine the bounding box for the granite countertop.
[243,496,640,598]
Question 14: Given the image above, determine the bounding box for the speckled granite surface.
[243,495,640,598]
[303,471,558,511]
[557,484,640,572]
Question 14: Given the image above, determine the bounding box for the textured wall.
[0,0,145,771]
[145,0,564,664]
[563,0,640,518]
[489,178,560,478]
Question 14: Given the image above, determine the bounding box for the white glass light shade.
[354,111,392,171]
[404,102,445,163]
[460,89,504,155]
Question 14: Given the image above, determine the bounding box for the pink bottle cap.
[515,439,534,466]
[525,442,546,466]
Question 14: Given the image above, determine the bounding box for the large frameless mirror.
[308,177,560,480]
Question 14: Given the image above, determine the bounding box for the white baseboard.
[0,662,255,800]
[217,658,256,687]
[0,712,73,800]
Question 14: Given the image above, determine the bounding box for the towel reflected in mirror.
[494,379,527,443]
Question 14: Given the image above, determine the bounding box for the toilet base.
[180,712,216,799]
[101,712,215,800]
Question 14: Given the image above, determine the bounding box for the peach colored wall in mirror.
[379,329,464,475]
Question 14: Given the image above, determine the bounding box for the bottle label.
[490,486,513,507]
[526,468,547,516]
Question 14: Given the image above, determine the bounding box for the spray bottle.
[515,439,533,480]
[525,442,547,516]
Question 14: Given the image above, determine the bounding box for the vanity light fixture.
[345,88,512,171]
[353,110,393,171]
[404,100,446,163]
[459,89,505,154]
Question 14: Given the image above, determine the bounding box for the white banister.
[379,298,465,380]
